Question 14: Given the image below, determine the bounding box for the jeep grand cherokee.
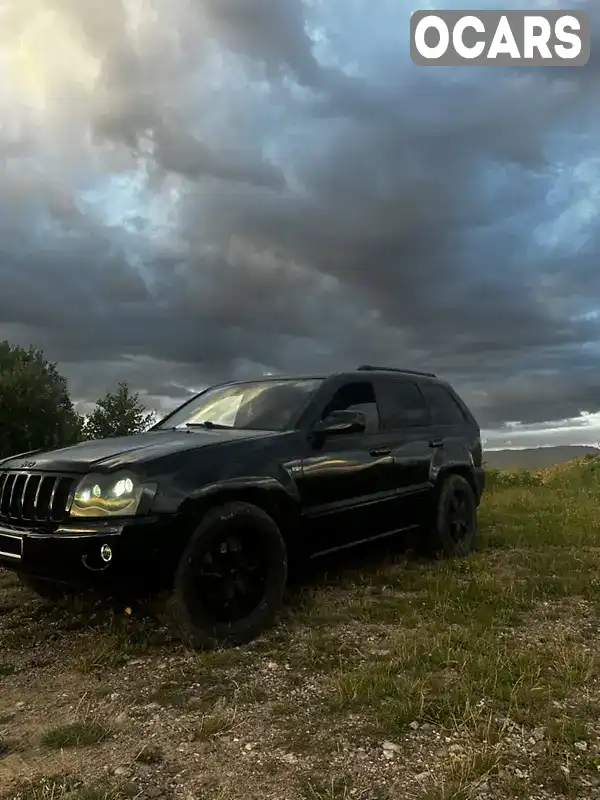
[0,365,485,649]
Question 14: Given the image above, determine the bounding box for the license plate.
[0,532,23,559]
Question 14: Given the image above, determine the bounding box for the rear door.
[418,382,481,489]
[374,377,435,529]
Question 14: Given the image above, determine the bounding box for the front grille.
[0,471,76,523]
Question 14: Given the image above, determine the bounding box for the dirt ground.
[3,469,600,800]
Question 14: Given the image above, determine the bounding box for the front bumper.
[0,515,180,591]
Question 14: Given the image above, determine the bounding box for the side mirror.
[313,409,367,436]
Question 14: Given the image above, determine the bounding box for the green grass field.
[2,458,600,799]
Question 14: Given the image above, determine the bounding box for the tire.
[166,501,288,650]
[418,474,477,559]
[18,575,76,601]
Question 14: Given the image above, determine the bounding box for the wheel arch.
[435,464,479,502]
[176,482,302,552]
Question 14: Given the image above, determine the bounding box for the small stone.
[266,661,277,670]
[533,726,545,741]
[282,753,297,764]
[245,743,256,751]
[383,750,395,760]
[145,787,163,799]
[382,741,402,753]
[448,744,464,755]
[415,772,429,781]
[114,767,133,778]
[115,713,128,725]
[409,721,420,731]
[515,768,527,779]
[575,741,588,751]
[15,702,25,711]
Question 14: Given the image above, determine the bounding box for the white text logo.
[410,10,590,66]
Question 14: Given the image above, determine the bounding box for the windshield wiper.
[185,421,233,430]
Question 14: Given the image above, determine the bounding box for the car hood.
[0,428,279,473]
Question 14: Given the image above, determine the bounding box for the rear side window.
[420,383,467,426]
[378,379,430,430]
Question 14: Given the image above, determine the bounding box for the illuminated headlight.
[70,472,155,518]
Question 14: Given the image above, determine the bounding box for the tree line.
[0,341,158,461]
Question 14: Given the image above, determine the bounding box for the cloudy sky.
[1,0,599,449]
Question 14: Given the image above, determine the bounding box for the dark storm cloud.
[1,0,600,436]
[199,0,325,86]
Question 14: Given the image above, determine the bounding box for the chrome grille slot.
[22,475,41,519]
[0,471,76,523]
[10,473,28,516]
[0,473,15,517]
[50,477,73,521]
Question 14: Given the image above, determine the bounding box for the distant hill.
[484,446,600,470]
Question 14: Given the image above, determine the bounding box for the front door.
[297,379,397,555]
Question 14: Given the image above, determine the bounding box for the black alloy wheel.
[167,501,288,649]
[195,530,269,624]
[418,473,477,558]
[447,489,472,545]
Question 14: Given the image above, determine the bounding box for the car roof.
[213,368,444,387]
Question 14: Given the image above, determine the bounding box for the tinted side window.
[420,383,466,426]
[321,381,380,433]
[379,379,430,430]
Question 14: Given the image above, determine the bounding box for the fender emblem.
[20,461,36,469]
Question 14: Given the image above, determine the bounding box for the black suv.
[0,366,484,648]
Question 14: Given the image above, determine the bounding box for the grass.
[3,455,600,798]
[40,721,111,749]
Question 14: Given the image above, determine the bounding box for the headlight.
[70,472,153,518]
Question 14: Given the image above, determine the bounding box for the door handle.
[429,439,443,448]
[369,447,391,457]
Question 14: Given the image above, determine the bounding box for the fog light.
[100,544,113,563]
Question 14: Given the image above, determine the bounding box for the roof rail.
[357,365,437,378]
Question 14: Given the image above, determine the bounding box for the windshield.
[157,379,323,432]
